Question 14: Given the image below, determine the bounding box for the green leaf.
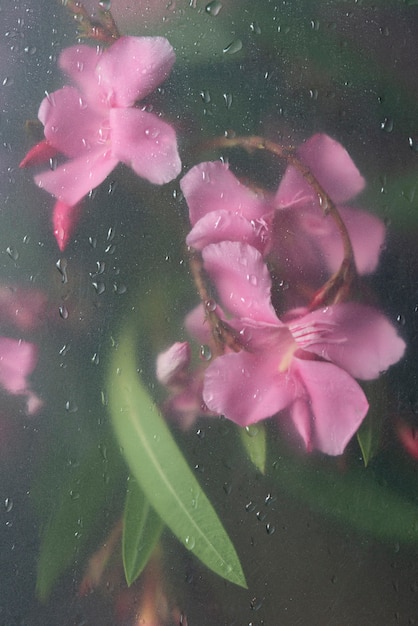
[122,478,164,586]
[240,424,267,474]
[270,447,418,545]
[108,323,247,589]
[357,381,388,467]
[35,435,124,601]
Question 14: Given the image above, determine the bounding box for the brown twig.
[188,249,242,355]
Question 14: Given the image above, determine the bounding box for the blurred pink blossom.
[272,134,386,286]
[21,36,181,248]
[0,338,41,415]
[199,241,405,455]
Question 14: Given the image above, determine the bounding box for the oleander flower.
[21,36,181,248]
[0,338,41,415]
[199,241,405,455]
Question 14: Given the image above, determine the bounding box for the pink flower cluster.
[157,134,405,455]
[21,35,181,250]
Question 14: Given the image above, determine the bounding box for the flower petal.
[96,36,175,107]
[34,148,118,205]
[38,86,106,158]
[110,108,181,184]
[186,210,269,253]
[275,133,365,208]
[180,161,268,226]
[291,358,369,455]
[52,200,83,251]
[291,303,406,380]
[59,44,103,106]
[203,336,295,426]
[202,242,278,323]
[0,338,37,394]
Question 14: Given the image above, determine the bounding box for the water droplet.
[56,258,68,284]
[4,498,13,513]
[396,313,406,326]
[248,19,261,34]
[205,0,222,16]
[380,117,394,133]
[88,236,97,249]
[223,482,232,495]
[223,92,233,109]
[247,273,258,286]
[245,425,259,438]
[266,523,276,535]
[2,77,14,87]
[6,246,19,261]
[256,510,266,521]
[91,352,100,365]
[59,305,69,319]
[245,501,256,513]
[205,299,217,312]
[250,597,263,611]
[113,283,127,295]
[65,400,78,413]
[185,535,195,550]
[408,136,418,152]
[99,0,111,8]
[92,281,106,295]
[200,89,211,103]
[223,39,243,55]
[196,428,205,439]
[200,345,212,361]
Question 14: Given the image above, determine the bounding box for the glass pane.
[2,1,418,624]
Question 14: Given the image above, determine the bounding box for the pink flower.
[199,241,405,455]
[272,134,386,282]
[0,338,41,415]
[180,161,271,253]
[21,36,181,247]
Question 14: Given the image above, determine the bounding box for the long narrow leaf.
[123,478,163,586]
[108,324,247,589]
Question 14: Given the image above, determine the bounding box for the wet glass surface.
[1,1,418,624]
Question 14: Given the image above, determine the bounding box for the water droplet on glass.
[266,523,276,535]
[65,400,78,413]
[6,246,19,261]
[250,597,263,611]
[408,136,418,152]
[223,39,243,55]
[250,21,261,34]
[185,535,195,550]
[59,305,69,319]
[245,425,259,438]
[196,428,205,439]
[4,498,13,513]
[396,313,406,326]
[247,273,258,286]
[56,258,68,284]
[200,89,211,103]
[99,0,111,9]
[205,299,217,312]
[380,117,394,133]
[245,500,256,513]
[200,344,212,361]
[223,92,233,109]
[92,281,106,295]
[113,283,127,295]
[205,0,222,16]
[2,77,14,87]
[91,353,100,365]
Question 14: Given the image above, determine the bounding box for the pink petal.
[275,133,365,208]
[291,358,369,455]
[0,338,37,394]
[203,334,296,426]
[34,148,118,205]
[184,304,212,344]
[38,86,107,158]
[291,303,406,380]
[59,44,103,106]
[53,200,83,251]
[202,242,278,323]
[19,140,59,168]
[186,210,270,253]
[110,108,181,184]
[156,342,191,386]
[96,36,175,107]
[328,206,385,274]
[180,161,268,226]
